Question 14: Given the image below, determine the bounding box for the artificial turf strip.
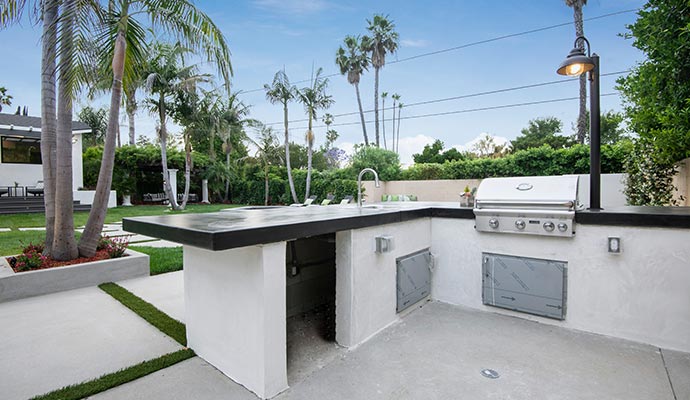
[98,282,187,346]
[29,348,195,400]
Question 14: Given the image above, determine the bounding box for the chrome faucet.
[357,168,381,207]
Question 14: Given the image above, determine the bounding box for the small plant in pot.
[113,169,136,206]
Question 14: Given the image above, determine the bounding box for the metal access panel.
[482,253,567,320]
[397,250,432,312]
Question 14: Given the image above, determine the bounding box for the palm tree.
[381,91,388,149]
[297,67,333,201]
[565,0,588,144]
[0,86,12,111]
[336,35,369,146]
[145,42,210,211]
[363,14,399,147]
[264,70,299,203]
[246,124,281,205]
[77,0,232,257]
[396,102,404,154]
[52,0,79,260]
[391,93,400,152]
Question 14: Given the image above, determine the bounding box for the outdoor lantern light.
[557,35,601,210]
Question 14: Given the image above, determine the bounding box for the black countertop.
[123,203,690,251]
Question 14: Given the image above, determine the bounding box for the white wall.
[73,190,117,208]
[184,243,288,399]
[431,218,690,353]
[72,133,83,190]
[0,163,43,187]
[336,218,432,348]
[363,174,628,208]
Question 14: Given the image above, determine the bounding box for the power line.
[288,93,618,131]
[264,71,629,126]
[237,8,638,94]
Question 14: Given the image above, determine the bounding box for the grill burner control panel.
[476,213,574,237]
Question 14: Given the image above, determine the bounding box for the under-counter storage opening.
[285,234,342,385]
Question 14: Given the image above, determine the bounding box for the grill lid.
[475,176,579,210]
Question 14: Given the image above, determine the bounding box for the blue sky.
[0,0,645,164]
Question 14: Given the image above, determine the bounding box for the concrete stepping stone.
[0,228,10,232]
[132,240,181,248]
[0,287,182,400]
[17,227,45,231]
[118,271,185,323]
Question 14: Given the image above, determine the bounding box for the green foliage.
[83,145,211,201]
[77,106,108,149]
[406,143,630,180]
[8,242,46,272]
[580,110,629,145]
[0,85,12,112]
[623,140,682,206]
[511,117,575,151]
[349,145,401,180]
[617,0,690,164]
[412,139,468,163]
[130,246,183,275]
[289,143,328,170]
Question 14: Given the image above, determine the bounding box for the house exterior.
[0,113,90,191]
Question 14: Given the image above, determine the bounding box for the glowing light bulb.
[567,63,583,75]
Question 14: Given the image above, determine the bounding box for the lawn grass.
[30,348,195,400]
[0,231,80,256]
[0,203,239,230]
[98,282,187,346]
[131,245,183,275]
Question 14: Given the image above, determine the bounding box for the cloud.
[252,0,334,15]
[400,39,430,48]
[396,134,436,167]
[452,132,510,154]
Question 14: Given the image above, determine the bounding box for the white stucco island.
[123,203,690,399]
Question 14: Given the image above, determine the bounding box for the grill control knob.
[543,221,555,232]
[489,218,499,229]
[557,223,568,232]
[515,220,526,230]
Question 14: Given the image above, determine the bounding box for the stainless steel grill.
[474,176,580,237]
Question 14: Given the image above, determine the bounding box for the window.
[1,136,42,164]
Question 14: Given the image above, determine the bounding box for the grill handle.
[475,200,575,210]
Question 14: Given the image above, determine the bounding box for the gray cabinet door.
[482,253,567,320]
[397,250,432,312]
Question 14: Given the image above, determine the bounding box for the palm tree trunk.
[79,30,127,257]
[159,95,179,210]
[573,1,587,144]
[52,0,78,261]
[126,86,136,145]
[382,96,387,150]
[224,151,230,202]
[373,67,380,147]
[391,98,396,152]
[40,0,58,257]
[180,138,191,209]
[284,102,299,203]
[305,112,313,201]
[355,82,368,146]
[264,164,269,206]
[396,106,402,153]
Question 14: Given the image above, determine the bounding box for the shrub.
[98,236,129,259]
[8,242,47,272]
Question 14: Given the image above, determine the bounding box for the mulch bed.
[6,250,128,273]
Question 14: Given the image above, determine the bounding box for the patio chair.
[339,195,354,205]
[26,180,44,196]
[290,195,317,207]
[321,194,335,205]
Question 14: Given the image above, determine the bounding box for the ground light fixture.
[557,35,601,210]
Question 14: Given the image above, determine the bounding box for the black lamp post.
[557,35,601,210]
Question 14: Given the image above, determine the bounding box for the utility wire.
[264,71,629,126]
[288,93,618,131]
[238,8,638,94]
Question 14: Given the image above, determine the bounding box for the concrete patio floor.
[91,300,689,400]
[2,269,688,400]
[0,286,182,400]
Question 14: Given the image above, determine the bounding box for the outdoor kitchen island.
[123,202,690,399]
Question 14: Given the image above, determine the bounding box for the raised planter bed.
[0,249,149,303]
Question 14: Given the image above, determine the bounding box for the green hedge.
[402,143,631,180]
